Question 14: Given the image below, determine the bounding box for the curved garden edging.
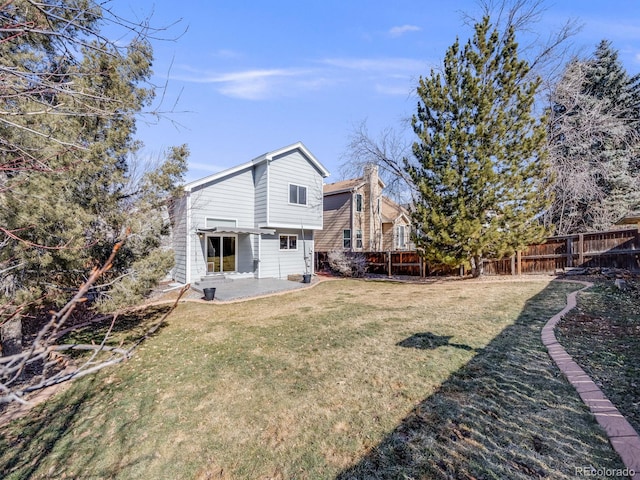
[543,280,640,478]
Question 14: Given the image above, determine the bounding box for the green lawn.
[0,279,628,479]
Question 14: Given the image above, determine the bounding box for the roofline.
[184,141,330,192]
[323,182,366,196]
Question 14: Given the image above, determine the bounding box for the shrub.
[327,250,368,278]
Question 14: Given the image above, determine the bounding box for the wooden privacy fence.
[316,227,640,277]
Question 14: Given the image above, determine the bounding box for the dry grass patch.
[0,279,626,479]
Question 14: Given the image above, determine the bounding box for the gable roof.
[323,174,385,195]
[616,212,640,225]
[381,196,410,224]
[184,141,330,192]
[323,178,364,195]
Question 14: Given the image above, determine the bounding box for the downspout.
[257,234,261,278]
[350,189,354,252]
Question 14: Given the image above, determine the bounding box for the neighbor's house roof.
[184,141,330,192]
[615,212,640,225]
[323,178,364,195]
[323,175,385,195]
[381,196,410,224]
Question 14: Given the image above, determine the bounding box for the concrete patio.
[186,276,318,302]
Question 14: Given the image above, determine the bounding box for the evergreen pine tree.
[0,1,187,314]
[405,16,550,277]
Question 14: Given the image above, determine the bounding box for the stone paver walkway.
[543,280,640,479]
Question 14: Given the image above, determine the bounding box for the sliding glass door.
[206,235,236,273]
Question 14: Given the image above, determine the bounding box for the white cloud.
[171,68,315,100]
[375,83,413,96]
[388,24,421,37]
[171,56,428,100]
[212,49,242,58]
[320,57,425,72]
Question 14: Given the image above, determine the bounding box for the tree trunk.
[1,318,22,357]
[471,255,483,278]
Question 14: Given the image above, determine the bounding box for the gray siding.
[259,229,314,279]
[267,150,323,228]
[170,196,188,284]
[187,167,257,282]
[174,144,328,283]
[254,162,268,225]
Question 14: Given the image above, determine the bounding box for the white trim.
[343,228,352,249]
[265,142,330,177]
[257,234,262,278]
[266,159,271,226]
[186,192,192,283]
[355,229,363,250]
[205,233,239,273]
[279,234,298,251]
[258,222,323,230]
[288,182,309,206]
[184,141,330,192]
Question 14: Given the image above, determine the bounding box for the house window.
[355,229,363,249]
[343,229,351,249]
[289,184,307,205]
[280,234,298,250]
[396,225,406,249]
[355,193,363,212]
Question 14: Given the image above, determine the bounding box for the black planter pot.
[302,274,311,284]
[203,287,216,301]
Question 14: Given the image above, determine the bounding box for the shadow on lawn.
[397,332,475,351]
[0,377,159,479]
[337,281,629,480]
[0,306,172,479]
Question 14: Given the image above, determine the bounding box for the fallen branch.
[0,281,190,404]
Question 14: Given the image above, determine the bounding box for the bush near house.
[327,250,368,277]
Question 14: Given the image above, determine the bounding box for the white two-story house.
[170,142,330,286]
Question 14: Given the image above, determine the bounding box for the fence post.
[387,251,392,277]
[566,237,573,267]
[510,254,515,275]
[517,250,522,275]
[578,233,584,265]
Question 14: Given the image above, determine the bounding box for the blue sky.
[131,1,640,183]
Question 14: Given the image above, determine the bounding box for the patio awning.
[196,227,276,235]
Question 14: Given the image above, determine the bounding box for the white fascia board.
[259,222,323,230]
[267,141,330,178]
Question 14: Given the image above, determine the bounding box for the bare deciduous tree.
[545,47,640,234]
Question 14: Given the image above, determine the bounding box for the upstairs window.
[289,184,307,205]
[355,193,363,212]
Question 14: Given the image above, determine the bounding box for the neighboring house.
[316,165,413,252]
[615,212,640,228]
[170,142,330,286]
